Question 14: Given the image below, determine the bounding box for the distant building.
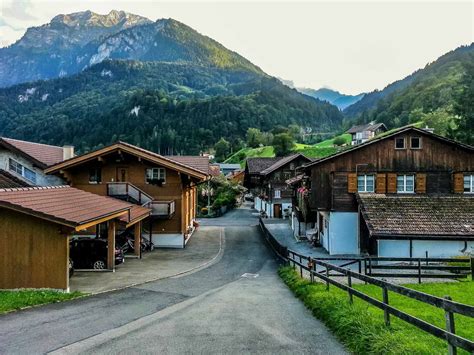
[0,137,71,187]
[218,163,241,176]
[346,122,387,145]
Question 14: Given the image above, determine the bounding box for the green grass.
[279,266,473,355]
[314,133,351,147]
[0,290,85,313]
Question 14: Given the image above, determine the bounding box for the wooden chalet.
[290,126,474,256]
[45,142,209,248]
[244,154,312,218]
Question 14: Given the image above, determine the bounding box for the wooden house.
[292,126,474,256]
[45,142,209,248]
[346,122,387,145]
[244,154,312,218]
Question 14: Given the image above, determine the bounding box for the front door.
[274,204,282,218]
[116,167,129,182]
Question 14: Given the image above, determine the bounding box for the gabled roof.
[304,126,474,170]
[260,153,311,176]
[246,157,283,174]
[165,155,210,175]
[358,194,474,238]
[0,169,31,188]
[346,122,387,134]
[45,142,208,180]
[0,186,142,231]
[0,137,64,168]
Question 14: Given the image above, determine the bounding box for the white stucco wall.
[254,197,262,211]
[319,211,330,251]
[378,239,474,258]
[147,233,184,248]
[0,150,64,186]
[328,212,359,255]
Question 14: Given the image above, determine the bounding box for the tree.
[272,133,295,157]
[214,137,230,162]
[246,128,263,148]
[333,136,346,146]
[453,62,474,145]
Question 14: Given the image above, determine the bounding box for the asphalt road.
[0,204,347,355]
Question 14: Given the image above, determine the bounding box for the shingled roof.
[358,194,474,238]
[245,157,283,174]
[260,153,311,175]
[0,169,30,188]
[166,156,210,175]
[0,137,64,168]
[346,122,387,134]
[0,186,146,230]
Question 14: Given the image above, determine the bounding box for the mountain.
[298,88,364,110]
[0,11,343,154]
[343,43,474,121]
[0,10,262,88]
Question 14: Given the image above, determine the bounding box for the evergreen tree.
[214,137,230,162]
[272,133,295,157]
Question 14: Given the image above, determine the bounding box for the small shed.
[0,186,141,291]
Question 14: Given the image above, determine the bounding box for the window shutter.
[376,173,386,193]
[387,173,397,193]
[347,173,357,193]
[416,173,426,193]
[453,173,464,193]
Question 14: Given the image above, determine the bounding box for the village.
[0,121,473,353]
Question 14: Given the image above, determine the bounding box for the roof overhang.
[45,142,208,180]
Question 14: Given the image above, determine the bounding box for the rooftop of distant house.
[346,122,387,134]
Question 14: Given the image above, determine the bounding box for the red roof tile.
[119,204,151,225]
[0,186,139,229]
[0,137,64,167]
[166,155,211,175]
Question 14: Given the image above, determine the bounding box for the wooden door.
[274,204,282,218]
[116,167,129,182]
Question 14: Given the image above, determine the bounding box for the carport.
[0,186,143,291]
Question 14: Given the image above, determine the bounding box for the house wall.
[378,239,474,258]
[328,212,359,255]
[0,208,69,290]
[63,154,185,235]
[309,131,474,212]
[0,150,64,186]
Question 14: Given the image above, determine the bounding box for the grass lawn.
[279,266,473,355]
[314,133,351,147]
[0,290,85,314]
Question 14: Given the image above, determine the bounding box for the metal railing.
[145,200,176,218]
[107,182,153,205]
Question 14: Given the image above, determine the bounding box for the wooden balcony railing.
[107,182,153,205]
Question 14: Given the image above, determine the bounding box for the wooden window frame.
[357,174,375,193]
[464,174,474,194]
[397,174,415,193]
[9,158,37,183]
[88,168,102,184]
[394,137,406,150]
[274,189,281,198]
[146,167,166,184]
[410,136,422,150]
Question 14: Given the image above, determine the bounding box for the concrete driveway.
[70,226,223,293]
[0,204,348,354]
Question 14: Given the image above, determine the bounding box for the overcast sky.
[1,0,472,94]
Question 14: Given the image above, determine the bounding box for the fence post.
[299,255,303,278]
[418,259,422,284]
[364,258,368,284]
[369,258,372,275]
[358,259,362,274]
[470,257,474,280]
[347,273,353,304]
[444,296,457,355]
[382,286,390,326]
[326,265,329,290]
[308,258,314,283]
[425,251,429,265]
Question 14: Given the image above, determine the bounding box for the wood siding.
[0,208,69,289]
[309,131,474,212]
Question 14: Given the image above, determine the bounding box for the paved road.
[0,204,347,354]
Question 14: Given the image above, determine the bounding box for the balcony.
[145,200,176,219]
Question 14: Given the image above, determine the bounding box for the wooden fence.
[258,218,474,353]
[287,250,474,354]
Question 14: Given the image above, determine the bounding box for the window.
[357,174,375,193]
[397,174,414,193]
[290,162,296,170]
[146,168,166,183]
[89,168,102,183]
[395,137,406,149]
[274,171,281,180]
[8,158,36,183]
[283,171,292,180]
[274,189,281,198]
[464,175,474,193]
[410,137,422,149]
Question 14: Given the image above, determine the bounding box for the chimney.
[63,145,75,161]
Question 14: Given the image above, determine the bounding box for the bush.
[333,136,346,146]
[201,207,208,215]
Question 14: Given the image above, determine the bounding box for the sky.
[0,0,472,94]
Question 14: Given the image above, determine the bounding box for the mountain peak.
[50,10,151,28]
